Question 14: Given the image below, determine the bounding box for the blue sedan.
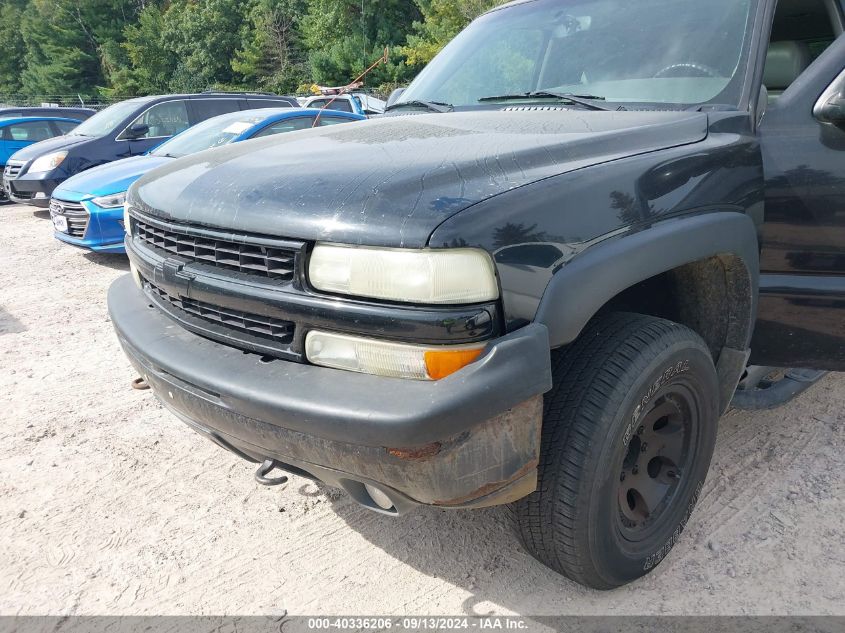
[50,108,365,253]
[1,116,82,203]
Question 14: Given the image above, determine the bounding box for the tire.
[513,312,720,589]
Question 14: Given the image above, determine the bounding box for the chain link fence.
[0,95,140,110]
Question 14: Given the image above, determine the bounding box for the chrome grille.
[50,199,89,238]
[134,218,297,281]
[4,161,24,179]
[146,279,295,346]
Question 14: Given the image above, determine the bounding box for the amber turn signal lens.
[306,331,486,380]
[424,348,484,380]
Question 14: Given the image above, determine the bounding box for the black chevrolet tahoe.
[109,0,845,589]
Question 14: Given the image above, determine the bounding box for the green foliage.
[0,0,27,94]
[163,0,251,91]
[0,0,500,101]
[232,0,309,93]
[109,3,172,95]
[302,0,420,86]
[19,0,102,98]
[401,0,507,67]
[17,0,143,101]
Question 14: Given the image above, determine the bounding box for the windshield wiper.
[385,100,453,113]
[479,91,614,111]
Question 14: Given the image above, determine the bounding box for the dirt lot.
[1,202,843,616]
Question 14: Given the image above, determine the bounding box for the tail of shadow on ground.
[0,307,26,335]
[311,480,593,615]
[82,252,129,272]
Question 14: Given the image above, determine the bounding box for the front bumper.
[5,172,63,207]
[109,274,553,512]
[53,200,126,253]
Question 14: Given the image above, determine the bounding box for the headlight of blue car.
[92,192,127,209]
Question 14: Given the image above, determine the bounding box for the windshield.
[69,100,150,137]
[150,110,274,158]
[399,0,757,108]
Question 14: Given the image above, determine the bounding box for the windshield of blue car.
[68,99,151,137]
[398,0,757,109]
[150,110,279,159]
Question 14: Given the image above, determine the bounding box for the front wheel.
[513,312,720,589]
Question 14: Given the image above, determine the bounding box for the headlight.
[92,191,127,209]
[305,331,485,380]
[29,151,68,173]
[308,244,499,304]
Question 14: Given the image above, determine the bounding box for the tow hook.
[254,459,289,486]
[131,377,150,391]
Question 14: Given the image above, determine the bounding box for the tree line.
[0,0,508,104]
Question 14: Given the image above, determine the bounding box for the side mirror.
[386,87,406,109]
[124,123,150,140]
[819,92,845,127]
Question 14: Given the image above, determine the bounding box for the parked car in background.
[302,93,385,116]
[50,108,364,253]
[3,92,299,208]
[0,116,82,203]
[0,106,95,120]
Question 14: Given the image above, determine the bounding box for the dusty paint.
[130,110,708,249]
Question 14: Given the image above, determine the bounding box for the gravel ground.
[1,202,843,616]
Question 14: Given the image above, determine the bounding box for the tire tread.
[513,312,714,588]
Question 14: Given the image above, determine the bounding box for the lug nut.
[632,465,639,475]
[637,426,645,435]
[620,472,626,482]
[641,443,648,453]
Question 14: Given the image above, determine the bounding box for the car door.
[247,98,294,109]
[752,34,845,370]
[119,100,191,156]
[0,126,14,164]
[315,115,358,127]
[251,116,318,138]
[0,120,54,164]
[50,120,80,136]
[187,99,242,124]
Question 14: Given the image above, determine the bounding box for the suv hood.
[132,110,708,248]
[9,135,92,162]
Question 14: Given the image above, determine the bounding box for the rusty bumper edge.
[159,390,544,511]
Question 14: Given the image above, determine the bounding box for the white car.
[301,93,385,116]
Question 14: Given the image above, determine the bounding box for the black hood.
[132,110,708,248]
[9,135,91,162]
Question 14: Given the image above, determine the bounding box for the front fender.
[535,212,760,348]
[427,127,763,333]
